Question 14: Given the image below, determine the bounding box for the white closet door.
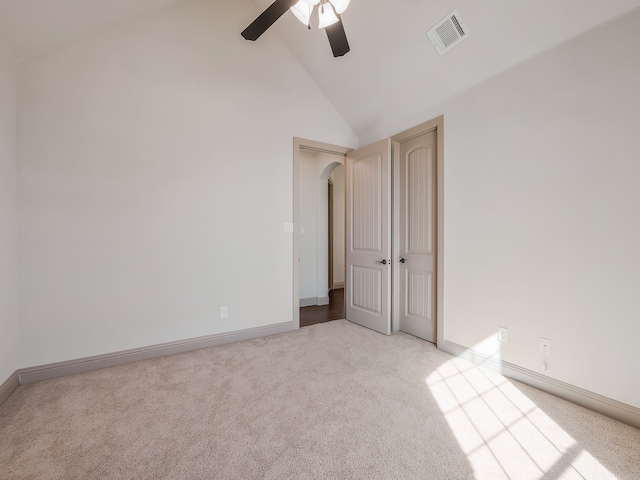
[345,139,391,335]
[398,131,437,343]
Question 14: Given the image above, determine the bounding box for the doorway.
[292,117,444,344]
[299,288,345,327]
[293,138,352,329]
[342,117,443,343]
[299,161,346,327]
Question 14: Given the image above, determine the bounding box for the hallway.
[300,289,344,327]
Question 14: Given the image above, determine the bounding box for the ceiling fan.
[241,0,351,57]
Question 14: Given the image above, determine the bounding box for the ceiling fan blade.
[241,0,298,41]
[325,17,350,57]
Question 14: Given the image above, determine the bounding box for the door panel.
[346,139,391,335]
[399,131,436,342]
[352,267,382,314]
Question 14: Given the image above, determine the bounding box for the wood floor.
[300,288,344,327]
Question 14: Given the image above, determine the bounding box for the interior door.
[399,131,437,342]
[346,139,392,335]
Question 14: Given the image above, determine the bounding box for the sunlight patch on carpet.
[425,353,615,479]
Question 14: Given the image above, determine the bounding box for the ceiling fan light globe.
[330,0,350,15]
[318,3,339,28]
[290,1,313,25]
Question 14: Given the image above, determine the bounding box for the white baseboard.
[300,297,317,307]
[439,340,640,429]
[0,370,19,406]
[300,297,330,307]
[332,283,345,290]
[19,321,296,385]
[317,296,330,306]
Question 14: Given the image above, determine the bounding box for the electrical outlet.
[220,307,228,319]
[498,327,508,343]
[540,337,551,355]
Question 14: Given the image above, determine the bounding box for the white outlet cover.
[284,223,294,233]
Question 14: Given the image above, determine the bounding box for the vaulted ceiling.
[261,0,640,138]
[2,0,640,138]
[0,0,185,60]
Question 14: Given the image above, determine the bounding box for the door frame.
[293,137,353,329]
[390,116,445,346]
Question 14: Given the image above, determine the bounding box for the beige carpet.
[1,320,639,479]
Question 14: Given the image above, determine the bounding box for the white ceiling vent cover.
[427,9,470,55]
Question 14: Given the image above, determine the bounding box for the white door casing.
[398,131,437,342]
[346,139,392,335]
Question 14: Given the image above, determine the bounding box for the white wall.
[372,11,640,408]
[330,165,345,286]
[299,150,318,300]
[17,0,357,367]
[0,39,18,381]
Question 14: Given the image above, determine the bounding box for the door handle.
[399,258,407,264]
[376,259,388,265]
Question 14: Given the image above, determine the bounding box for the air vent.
[427,9,470,55]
